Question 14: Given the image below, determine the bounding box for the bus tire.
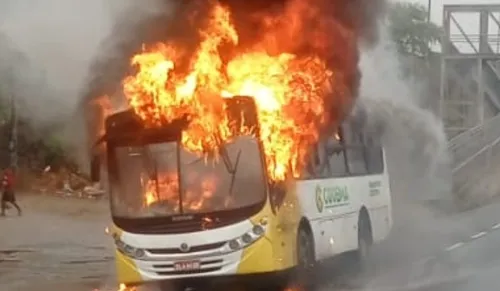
[293,226,316,290]
[355,209,373,273]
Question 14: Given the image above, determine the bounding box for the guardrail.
[452,135,500,194]
[449,114,500,194]
[448,114,500,170]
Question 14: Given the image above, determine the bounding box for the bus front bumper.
[115,235,285,286]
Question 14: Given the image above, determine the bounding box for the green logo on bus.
[315,185,324,212]
[315,185,349,212]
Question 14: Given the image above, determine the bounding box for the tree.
[388,2,442,58]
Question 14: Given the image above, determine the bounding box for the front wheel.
[293,227,316,290]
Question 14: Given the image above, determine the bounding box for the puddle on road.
[81,275,106,280]
[87,246,108,250]
[0,249,34,255]
[0,248,113,266]
[0,249,34,263]
[62,256,113,265]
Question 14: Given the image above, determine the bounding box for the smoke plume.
[0,0,165,168]
[0,0,388,170]
[358,25,452,208]
[83,0,386,103]
[82,0,388,169]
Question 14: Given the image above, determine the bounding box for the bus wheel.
[294,227,316,290]
[355,212,373,273]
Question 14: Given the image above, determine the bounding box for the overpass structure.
[441,4,500,198]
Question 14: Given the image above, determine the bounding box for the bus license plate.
[174,260,201,271]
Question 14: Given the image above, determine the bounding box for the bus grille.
[147,241,226,254]
[127,219,236,234]
[153,259,223,275]
[156,266,221,276]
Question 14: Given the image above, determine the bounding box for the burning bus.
[85,0,391,289]
[90,95,392,290]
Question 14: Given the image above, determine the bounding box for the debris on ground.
[23,166,105,199]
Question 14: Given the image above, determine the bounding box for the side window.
[303,143,332,179]
[364,133,384,174]
[342,122,368,175]
[302,147,319,179]
[324,132,348,177]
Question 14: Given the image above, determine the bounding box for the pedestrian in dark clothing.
[1,168,21,216]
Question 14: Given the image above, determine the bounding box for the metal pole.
[427,0,432,23]
[426,0,432,60]
[9,90,18,172]
[477,58,484,125]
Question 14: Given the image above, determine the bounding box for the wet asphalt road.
[410,226,500,291]
[343,200,500,291]
[0,195,114,291]
[2,194,500,291]
[361,220,500,291]
[434,227,500,291]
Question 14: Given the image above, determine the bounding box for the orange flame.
[121,1,339,181]
[143,172,218,211]
[117,283,135,291]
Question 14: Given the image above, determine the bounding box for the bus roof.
[101,96,260,145]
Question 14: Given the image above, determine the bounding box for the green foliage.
[44,134,65,163]
[388,2,442,57]
[0,95,74,171]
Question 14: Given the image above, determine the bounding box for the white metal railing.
[448,114,500,170]
[449,114,500,194]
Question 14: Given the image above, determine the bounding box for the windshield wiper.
[143,147,160,199]
[182,139,242,197]
[186,140,239,175]
[219,145,241,197]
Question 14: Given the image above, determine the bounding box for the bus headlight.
[112,235,146,259]
[252,225,265,236]
[224,220,267,252]
[228,240,240,250]
[241,233,252,244]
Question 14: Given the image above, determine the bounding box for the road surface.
[349,199,500,291]
[2,194,500,291]
[0,194,114,291]
[422,223,500,291]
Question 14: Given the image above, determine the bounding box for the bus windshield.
[109,135,267,218]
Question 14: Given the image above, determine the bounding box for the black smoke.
[80,0,387,154]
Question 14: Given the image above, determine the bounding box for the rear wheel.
[355,212,373,274]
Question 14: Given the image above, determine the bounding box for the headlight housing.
[223,218,268,253]
[111,233,146,259]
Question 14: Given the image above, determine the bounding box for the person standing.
[1,167,21,216]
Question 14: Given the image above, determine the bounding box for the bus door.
[320,127,358,254]
[308,139,348,258]
[269,179,300,268]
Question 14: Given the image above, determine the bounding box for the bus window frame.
[298,122,385,180]
[342,121,369,176]
[362,133,385,175]
[299,128,350,180]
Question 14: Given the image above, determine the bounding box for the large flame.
[85,0,387,181]
[119,1,346,182]
[142,172,219,211]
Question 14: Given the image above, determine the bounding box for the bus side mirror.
[90,155,101,182]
